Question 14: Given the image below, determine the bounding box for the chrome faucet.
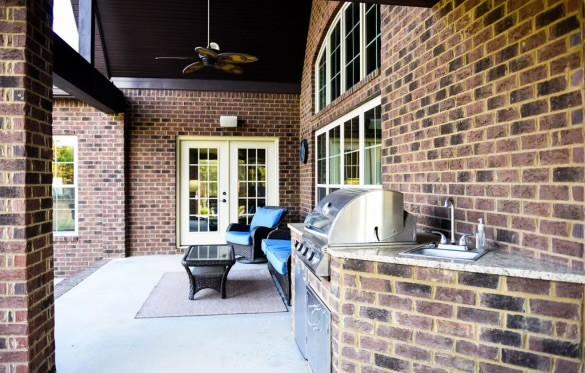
[430,197,473,251]
[444,198,455,244]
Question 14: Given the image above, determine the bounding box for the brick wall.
[300,0,584,269]
[0,0,55,371]
[380,1,584,269]
[334,257,584,373]
[125,89,300,256]
[52,99,125,277]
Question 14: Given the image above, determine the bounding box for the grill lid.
[304,188,416,245]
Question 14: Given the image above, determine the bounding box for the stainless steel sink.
[400,245,488,262]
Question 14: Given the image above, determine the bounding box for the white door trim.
[176,136,280,248]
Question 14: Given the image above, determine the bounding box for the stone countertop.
[288,223,585,284]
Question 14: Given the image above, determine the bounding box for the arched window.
[315,3,381,112]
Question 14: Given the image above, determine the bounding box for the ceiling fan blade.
[182,61,205,74]
[217,53,258,64]
[195,46,218,59]
[215,63,243,75]
[155,56,195,60]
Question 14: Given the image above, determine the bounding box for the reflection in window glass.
[330,22,342,102]
[237,148,268,225]
[317,133,327,184]
[365,4,381,74]
[317,53,327,111]
[328,126,341,184]
[53,136,77,233]
[344,117,360,185]
[364,106,382,185]
[344,3,361,90]
[189,147,219,232]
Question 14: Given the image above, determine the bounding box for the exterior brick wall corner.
[0,0,56,371]
[52,99,126,276]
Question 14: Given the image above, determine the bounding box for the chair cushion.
[226,231,252,246]
[250,207,286,230]
[261,239,291,255]
[265,244,291,275]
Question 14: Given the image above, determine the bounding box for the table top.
[182,244,235,266]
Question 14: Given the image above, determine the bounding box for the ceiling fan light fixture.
[155,0,258,75]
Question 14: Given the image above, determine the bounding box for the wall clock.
[300,139,309,164]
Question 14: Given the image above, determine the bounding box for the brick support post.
[0,0,55,372]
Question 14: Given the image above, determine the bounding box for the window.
[314,3,381,112]
[329,22,342,102]
[364,105,382,184]
[315,97,382,203]
[52,136,77,234]
[344,3,361,90]
[365,3,381,74]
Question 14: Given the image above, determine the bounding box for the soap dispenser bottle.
[476,218,486,250]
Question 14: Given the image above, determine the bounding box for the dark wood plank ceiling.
[92,0,312,83]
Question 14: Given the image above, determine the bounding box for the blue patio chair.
[226,206,288,263]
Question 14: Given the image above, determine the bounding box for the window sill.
[54,234,79,242]
[315,69,381,116]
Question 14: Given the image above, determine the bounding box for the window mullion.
[359,111,365,185]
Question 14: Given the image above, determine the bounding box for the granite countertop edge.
[288,223,585,285]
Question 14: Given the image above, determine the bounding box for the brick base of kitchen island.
[291,234,584,372]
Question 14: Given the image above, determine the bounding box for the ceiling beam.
[111,77,300,94]
[53,32,126,114]
[327,0,438,7]
[78,0,95,64]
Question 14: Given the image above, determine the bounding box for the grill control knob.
[302,246,309,255]
[307,251,315,261]
[296,244,303,252]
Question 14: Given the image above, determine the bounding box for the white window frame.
[315,96,382,205]
[52,135,78,236]
[314,2,381,113]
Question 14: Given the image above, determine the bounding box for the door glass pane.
[237,147,268,225]
[189,147,219,232]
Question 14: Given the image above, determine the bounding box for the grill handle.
[375,226,380,242]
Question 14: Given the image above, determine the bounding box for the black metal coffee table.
[181,244,235,300]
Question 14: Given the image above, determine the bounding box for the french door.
[178,138,279,246]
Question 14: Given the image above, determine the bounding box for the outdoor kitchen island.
[288,223,585,373]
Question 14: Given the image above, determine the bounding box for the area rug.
[135,267,287,318]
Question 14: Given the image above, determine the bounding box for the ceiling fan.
[155,0,258,75]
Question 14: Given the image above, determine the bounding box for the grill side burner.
[297,188,417,278]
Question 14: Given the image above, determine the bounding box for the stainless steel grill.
[296,188,418,277]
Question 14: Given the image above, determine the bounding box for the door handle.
[222,199,227,203]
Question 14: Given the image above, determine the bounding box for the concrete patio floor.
[55,255,309,373]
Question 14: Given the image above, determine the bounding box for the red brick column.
[0,1,55,372]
